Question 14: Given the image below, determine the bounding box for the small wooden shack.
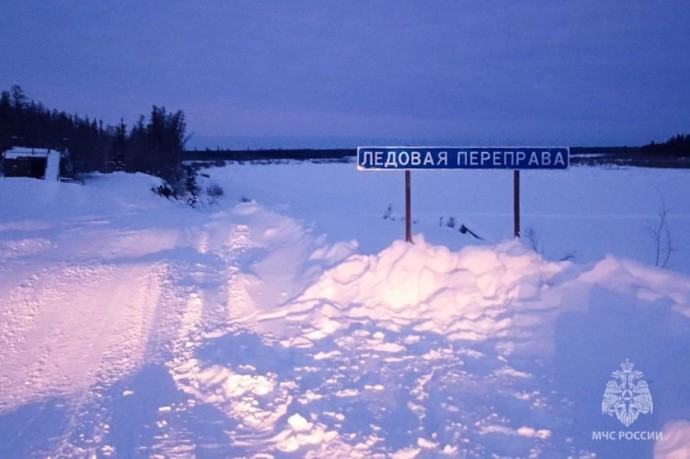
[2,147,67,181]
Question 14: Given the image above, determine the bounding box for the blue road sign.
[357,147,569,170]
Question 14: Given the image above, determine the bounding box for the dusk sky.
[2,1,689,149]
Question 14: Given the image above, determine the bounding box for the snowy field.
[1,161,690,458]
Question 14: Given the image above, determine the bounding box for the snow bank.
[257,231,690,359]
[259,236,570,349]
[579,255,690,317]
[0,173,168,224]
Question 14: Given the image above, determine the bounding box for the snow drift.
[258,237,570,350]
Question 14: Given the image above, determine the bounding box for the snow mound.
[0,173,168,224]
[579,255,690,317]
[259,236,570,347]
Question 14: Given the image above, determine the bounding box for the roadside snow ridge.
[260,236,569,349]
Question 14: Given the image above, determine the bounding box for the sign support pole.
[513,170,520,238]
[405,170,413,243]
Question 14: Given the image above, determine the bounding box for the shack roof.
[3,147,56,159]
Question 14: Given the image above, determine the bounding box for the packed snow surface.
[1,163,689,458]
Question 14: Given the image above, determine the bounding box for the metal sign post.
[405,170,412,243]
[513,170,520,238]
[357,146,569,243]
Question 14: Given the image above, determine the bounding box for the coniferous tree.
[125,115,148,174]
[0,90,12,151]
[146,105,186,183]
[10,85,26,110]
[111,119,127,171]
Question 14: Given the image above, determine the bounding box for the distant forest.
[0,85,186,183]
[2,85,690,176]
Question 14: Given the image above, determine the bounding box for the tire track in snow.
[0,257,167,457]
[149,224,254,456]
[49,261,167,458]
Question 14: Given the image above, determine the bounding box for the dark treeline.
[184,148,355,162]
[570,135,690,168]
[0,85,186,184]
[641,134,690,157]
[572,136,690,157]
